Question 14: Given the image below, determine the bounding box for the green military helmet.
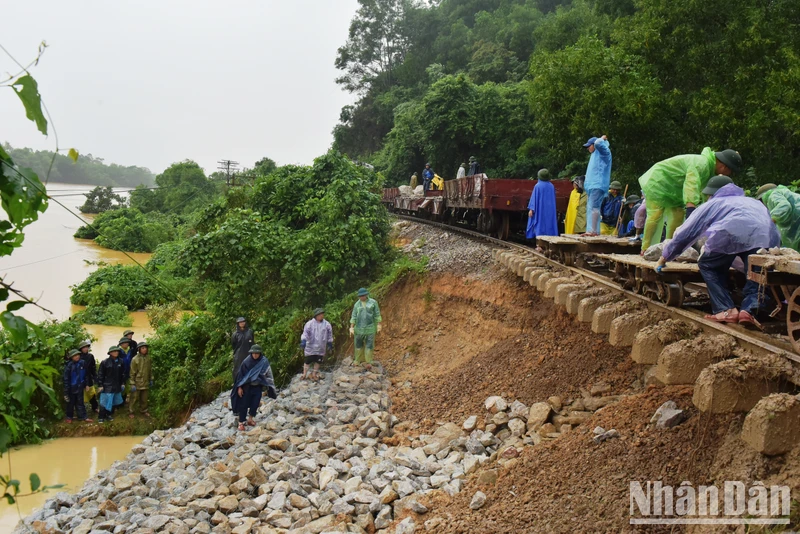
[236,316,246,324]
[312,308,325,318]
[357,287,369,297]
[755,183,777,200]
[469,155,476,162]
[702,175,734,196]
[609,180,623,191]
[108,346,122,355]
[78,340,91,350]
[248,344,263,354]
[118,337,131,346]
[715,149,743,173]
[537,169,551,181]
[137,341,149,351]
[68,349,81,358]
[625,194,641,205]
[123,329,134,336]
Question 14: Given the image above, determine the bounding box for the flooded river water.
[0,184,154,532]
[0,437,143,531]
[0,183,152,349]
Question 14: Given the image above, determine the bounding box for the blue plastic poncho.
[230,354,276,413]
[526,180,558,240]
[583,139,612,192]
[662,184,780,261]
[762,186,800,252]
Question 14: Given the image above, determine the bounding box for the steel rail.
[395,214,800,364]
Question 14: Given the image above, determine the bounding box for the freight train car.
[383,174,573,240]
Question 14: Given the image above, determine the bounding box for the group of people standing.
[229,288,383,431]
[525,133,800,327]
[62,329,153,424]
[411,157,483,192]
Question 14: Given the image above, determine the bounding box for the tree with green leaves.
[253,156,277,176]
[79,185,126,214]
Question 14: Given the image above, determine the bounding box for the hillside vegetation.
[333,0,800,188]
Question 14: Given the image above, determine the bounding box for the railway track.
[394,214,800,364]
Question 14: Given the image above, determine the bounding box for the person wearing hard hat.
[350,288,382,371]
[599,180,624,235]
[231,316,254,380]
[301,308,333,381]
[639,148,742,251]
[97,346,127,423]
[619,195,642,237]
[656,176,780,327]
[122,329,137,354]
[583,135,613,235]
[129,342,153,418]
[78,340,99,414]
[422,163,434,192]
[231,344,277,431]
[756,183,800,252]
[63,349,93,423]
[526,169,558,245]
[468,156,481,177]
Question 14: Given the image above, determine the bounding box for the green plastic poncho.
[762,186,800,251]
[638,147,716,208]
[350,298,382,335]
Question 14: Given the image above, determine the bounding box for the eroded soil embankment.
[374,262,800,532]
[378,271,640,432]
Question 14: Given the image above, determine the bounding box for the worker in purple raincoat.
[656,177,780,328]
[526,169,559,244]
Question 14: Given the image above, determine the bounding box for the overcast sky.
[2,1,359,176]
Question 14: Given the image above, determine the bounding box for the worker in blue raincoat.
[599,181,624,235]
[583,135,612,235]
[656,176,780,328]
[422,163,434,192]
[526,169,558,244]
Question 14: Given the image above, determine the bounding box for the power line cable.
[0,159,199,312]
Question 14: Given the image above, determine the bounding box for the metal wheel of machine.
[657,281,685,307]
[476,210,490,234]
[787,287,800,354]
[493,213,510,240]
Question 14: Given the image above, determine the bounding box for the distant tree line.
[2,142,155,187]
[333,0,800,189]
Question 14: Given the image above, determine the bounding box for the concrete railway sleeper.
[395,215,800,456]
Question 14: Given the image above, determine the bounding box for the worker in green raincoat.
[756,184,800,252]
[638,148,742,251]
[349,287,382,370]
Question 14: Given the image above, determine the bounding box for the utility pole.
[217,160,239,186]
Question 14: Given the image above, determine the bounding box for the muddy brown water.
[0,436,143,531]
[0,184,154,531]
[0,183,153,350]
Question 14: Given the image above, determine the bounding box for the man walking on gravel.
[301,308,333,381]
[231,316,254,379]
[350,288,382,371]
[231,344,277,431]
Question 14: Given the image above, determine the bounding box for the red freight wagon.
[442,174,573,239]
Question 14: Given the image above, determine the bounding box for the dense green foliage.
[71,303,133,327]
[74,208,181,253]
[333,0,800,188]
[184,151,390,322]
[3,143,154,187]
[0,320,91,446]
[79,186,126,214]
[70,263,170,310]
[130,160,217,214]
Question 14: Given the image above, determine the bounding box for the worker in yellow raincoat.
[638,148,742,251]
[564,175,587,234]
